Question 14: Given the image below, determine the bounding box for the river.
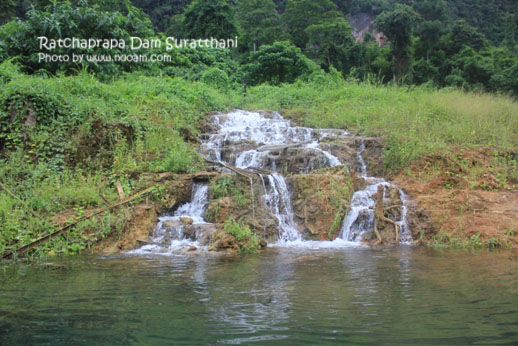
[1,248,517,345]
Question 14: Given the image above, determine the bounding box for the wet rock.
[320,135,384,177]
[187,246,197,252]
[180,217,194,225]
[208,231,239,252]
[162,219,182,229]
[161,231,172,245]
[182,225,196,240]
[195,224,217,246]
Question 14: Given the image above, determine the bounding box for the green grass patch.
[242,76,518,173]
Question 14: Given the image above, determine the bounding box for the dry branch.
[1,186,155,259]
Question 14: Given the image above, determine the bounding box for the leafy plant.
[224,218,260,253]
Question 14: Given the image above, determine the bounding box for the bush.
[224,218,260,253]
[201,67,230,90]
[243,41,319,85]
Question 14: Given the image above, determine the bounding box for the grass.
[429,232,513,250]
[0,62,235,257]
[1,62,517,257]
[241,75,518,173]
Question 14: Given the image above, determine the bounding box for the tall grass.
[242,78,518,172]
[0,64,236,256]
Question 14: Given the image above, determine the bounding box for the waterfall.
[199,110,412,247]
[128,184,214,255]
[200,110,342,243]
[338,142,412,243]
[173,184,210,223]
[133,109,412,254]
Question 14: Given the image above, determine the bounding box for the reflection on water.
[1,248,517,345]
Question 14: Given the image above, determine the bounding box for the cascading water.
[339,141,412,244]
[129,184,215,254]
[199,110,413,247]
[200,110,346,243]
[135,109,412,253]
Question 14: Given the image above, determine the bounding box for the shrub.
[243,41,319,85]
[224,218,260,253]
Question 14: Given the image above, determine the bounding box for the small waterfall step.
[128,184,216,255]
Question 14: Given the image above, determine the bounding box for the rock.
[182,225,196,240]
[162,219,182,229]
[180,217,194,225]
[194,224,217,246]
[187,246,197,252]
[208,231,239,252]
[288,172,354,241]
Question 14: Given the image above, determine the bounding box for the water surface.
[1,247,517,345]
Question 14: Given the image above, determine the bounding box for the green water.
[1,247,517,345]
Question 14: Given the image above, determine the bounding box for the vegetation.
[0,0,516,256]
[429,232,514,250]
[223,218,260,253]
[241,76,518,173]
[0,61,232,257]
[1,0,517,93]
[210,175,250,208]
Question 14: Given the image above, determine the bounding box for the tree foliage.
[374,4,420,83]
[183,0,237,39]
[0,0,154,76]
[305,17,355,73]
[283,0,341,48]
[243,41,316,85]
[236,0,285,52]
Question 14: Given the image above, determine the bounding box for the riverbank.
[1,62,517,257]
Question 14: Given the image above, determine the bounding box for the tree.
[236,0,284,52]
[0,0,154,75]
[450,20,486,53]
[131,0,192,31]
[283,0,341,48]
[503,14,516,50]
[374,4,420,83]
[413,0,446,21]
[412,58,439,85]
[0,0,16,25]
[183,0,237,39]
[243,41,317,85]
[490,64,518,96]
[305,17,355,73]
[416,20,443,61]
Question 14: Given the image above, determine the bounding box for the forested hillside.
[0,1,517,257]
[1,0,517,94]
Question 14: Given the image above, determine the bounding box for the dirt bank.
[395,148,518,248]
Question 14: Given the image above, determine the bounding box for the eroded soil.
[395,148,518,248]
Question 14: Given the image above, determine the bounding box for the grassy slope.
[242,77,518,174]
[1,66,517,256]
[0,65,235,257]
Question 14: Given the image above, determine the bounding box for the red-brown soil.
[395,148,518,248]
